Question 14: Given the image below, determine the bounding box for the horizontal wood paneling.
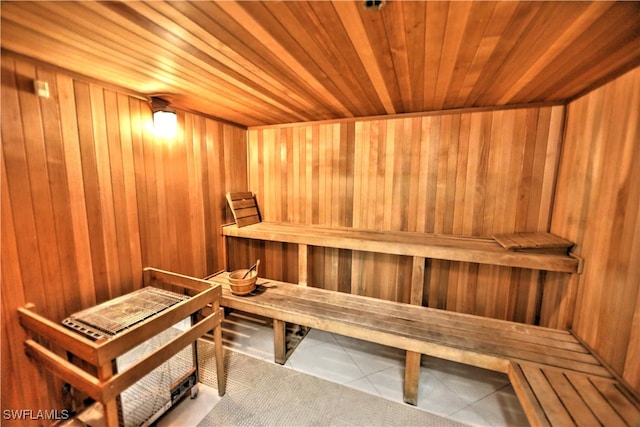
[1,53,247,423]
[241,105,567,326]
[551,67,640,392]
[1,1,638,126]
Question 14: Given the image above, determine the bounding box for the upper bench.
[222,221,582,274]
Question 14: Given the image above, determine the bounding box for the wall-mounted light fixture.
[150,96,177,138]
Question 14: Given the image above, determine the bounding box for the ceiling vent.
[364,0,386,11]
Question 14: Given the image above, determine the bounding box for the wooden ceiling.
[1,1,639,127]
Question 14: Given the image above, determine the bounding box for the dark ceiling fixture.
[363,0,386,11]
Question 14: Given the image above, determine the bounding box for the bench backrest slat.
[226,192,261,227]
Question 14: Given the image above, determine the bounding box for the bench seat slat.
[210,275,610,377]
[521,366,577,426]
[595,380,640,426]
[568,373,628,426]
[545,369,600,426]
[234,273,577,343]
[256,287,600,365]
[223,222,580,273]
[508,364,551,426]
[213,274,555,340]
[278,281,583,346]
[227,293,606,375]
[511,365,640,427]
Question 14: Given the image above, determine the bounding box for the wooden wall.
[3,45,637,418]
[551,67,639,392]
[1,53,247,422]
[233,105,569,326]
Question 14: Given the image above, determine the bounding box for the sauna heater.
[62,287,199,427]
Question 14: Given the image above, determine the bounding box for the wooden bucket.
[228,268,258,296]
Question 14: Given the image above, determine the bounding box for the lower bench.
[207,272,639,426]
[509,364,640,426]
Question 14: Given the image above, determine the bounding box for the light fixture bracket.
[150,96,173,113]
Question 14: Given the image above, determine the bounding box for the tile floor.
[219,310,530,427]
[68,310,529,427]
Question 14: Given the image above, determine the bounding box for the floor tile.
[221,311,273,361]
[423,356,511,404]
[286,339,366,385]
[157,384,220,427]
[364,365,406,403]
[466,385,529,426]
[296,327,340,348]
[344,376,383,397]
[219,310,528,426]
[334,334,405,375]
[416,370,471,418]
[448,406,494,426]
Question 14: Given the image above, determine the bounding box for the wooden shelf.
[223,222,582,274]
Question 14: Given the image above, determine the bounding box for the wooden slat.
[2,54,246,416]
[101,309,221,402]
[243,105,577,327]
[94,287,218,364]
[18,269,225,424]
[210,273,610,377]
[223,222,580,273]
[594,381,640,426]
[2,2,638,127]
[567,373,628,426]
[24,340,103,402]
[493,232,574,251]
[552,67,639,391]
[512,365,640,427]
[544,369,600,426]
[226,191,261,227]
[508,363,551,427]
[520,366,576,426]
[234,207,259,219]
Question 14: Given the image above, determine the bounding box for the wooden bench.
[219,216,639,425]
[208,272,639,426]
[222,221,583,277]
[509,364,640,426]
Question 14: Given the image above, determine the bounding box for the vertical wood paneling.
[1,53,247,422]
[1,152,50,418]
[246,105,565,316]
[551,67,639,392]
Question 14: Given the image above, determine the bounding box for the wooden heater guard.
[17,267,226,427]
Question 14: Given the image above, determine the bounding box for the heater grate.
[117,322,195,427]
[63,287,189,340]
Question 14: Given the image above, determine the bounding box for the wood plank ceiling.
[1,1,639,127]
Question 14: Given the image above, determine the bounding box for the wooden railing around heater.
[219,222,640,426]
[17,268,226,427]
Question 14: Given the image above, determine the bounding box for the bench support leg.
[298,244,308,286]
[273,319,287,365]
[403,351,421,406]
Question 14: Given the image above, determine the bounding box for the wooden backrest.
[226,192,261,227]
